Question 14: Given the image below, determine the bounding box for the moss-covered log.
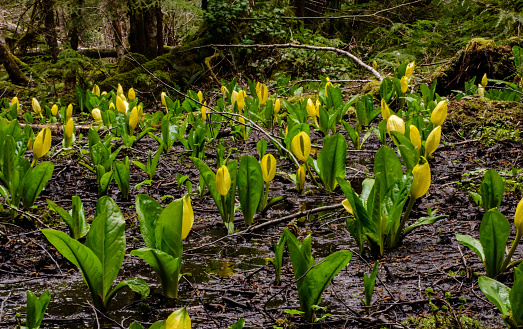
[431,38,516,95]
[0,39,29,86]
[99,38,213,94]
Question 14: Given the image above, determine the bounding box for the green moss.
[361,80,381,98]
[447,98,523,145]
[99,37,212,96]
[403,314,483,329]
[117,52,150,74]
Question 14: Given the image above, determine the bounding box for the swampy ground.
[1,98,523,329]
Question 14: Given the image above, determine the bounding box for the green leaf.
[337,178,371,253]
[478,276,511,316]
[71,196,89,239]
[364,261,379,307]
[41,229,103,309]
[113,157,130,200]
[510,274,523,325]
[284,229,314,279]
[393,132,419,172]
[155,199,183,258]
[382,175,412,240]
[256,139,267,160]
[317,133,346,191]
[129,322,145,329]
[85,196,126,299]
[374,146,403,199]
[456,234,485,263]
[298,250,353,321]
[228,318,245,329]
[192,158,224,220]
[136,194,164,249]
[131,248,181,298]
[105,277,150,307]
[22,161,54,209]
[26,290,50,329]
[480,170,505,211]
[237,155,263,226]
[404,214,447,236]
[47,197,89,240]
[480,210,510,277]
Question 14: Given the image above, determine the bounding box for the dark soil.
[1,99,522,329]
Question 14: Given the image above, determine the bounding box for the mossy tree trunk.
[128,0,163,59]
[0,39,29,85]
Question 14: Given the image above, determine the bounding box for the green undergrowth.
[447,98,523,146]
[402,314,483,329]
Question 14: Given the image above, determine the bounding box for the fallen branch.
[194,43,382,81]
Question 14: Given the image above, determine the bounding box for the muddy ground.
[0,98,522,329]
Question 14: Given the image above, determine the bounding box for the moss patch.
[431,38,515,95]
[99,38,213,96]
[446,98,523,145]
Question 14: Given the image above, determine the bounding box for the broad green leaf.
[374,146,403,199]
[131,248,181,298]
[155,199,183,258]
[71,196,89,239]
[229,318,245,329]
[47,198,89,240]
[105,276,150,306]
[136,194,164,249]
[284,229,314,280]
[86,197,126,299]
[256,139,267,160]
[480,210,510,277]
[317,133,346,191]
[511,274,523,325]
[480,170,505,211]
[393,132,419,172]
[383,175,412,239]
[41,229,103,308]
[297,250,353,320]
[129,322,145,329]
[113,157,130,200]
[478,276,511,316]
[337,178,372,253]
[237,155,263,226]
[26,290,50,329]
[192,158,224,219]
[22,161,54,209]
[456,234,485,263]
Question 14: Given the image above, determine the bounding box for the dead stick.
[194,43,383,81]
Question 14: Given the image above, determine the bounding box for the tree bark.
[41,0,59,62]
[69,0,84,51]
[156,1,164,56]
[128,0,161,59]
[0,39,30,85]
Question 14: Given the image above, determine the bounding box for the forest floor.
[0,97,522,329]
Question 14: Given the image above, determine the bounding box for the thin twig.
[31,237,63,276]
[0,292,12,320]
[196,43,382,81]
[0,202,49,228]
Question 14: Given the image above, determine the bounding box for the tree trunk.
[0,40,29,85]
[41,0,59,62]
[69,0,83,51]
[156,2,164,56]
[128,0,161,59]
